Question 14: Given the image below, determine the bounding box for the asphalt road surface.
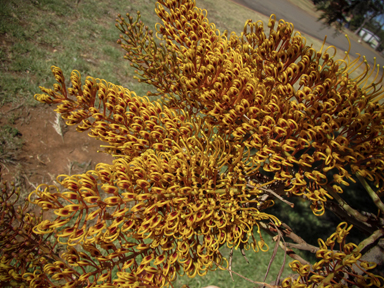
[231,0,384,68]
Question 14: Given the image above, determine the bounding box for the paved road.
[231,0,384,68]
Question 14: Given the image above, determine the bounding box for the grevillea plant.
[1,0,384,287]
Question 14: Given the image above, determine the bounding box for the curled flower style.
[24,0,384,287]
[26,106,280,286]
[0,175,71,288]
[281,222,384,288]
[112,0,384,216]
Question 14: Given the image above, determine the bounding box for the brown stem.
[324,201,375,235]
[284,242,319,253]
[229,247,234,281]
[280,223,319,253]
[357,228,384,254]
[263,231,280,283]
[259,222,312,266]
[246,183,294,208]
[356,174,384,214]
[278,242,311,266]
[213,261,278,288]
[325,184,370,224]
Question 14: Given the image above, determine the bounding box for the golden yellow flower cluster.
[32,66,282,286]
[18,0,384,287]
[282,222,384,287]
[115,0,384,216]
[0,176,61,287]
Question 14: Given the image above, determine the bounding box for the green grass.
[0,0,378,103]
[174,230,292,288]
[0,0,160,175]
[0,0,159,107]
[0,124,23,166]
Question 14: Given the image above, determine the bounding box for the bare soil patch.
[0,104,113,200]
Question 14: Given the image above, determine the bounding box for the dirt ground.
[0,103,113,204]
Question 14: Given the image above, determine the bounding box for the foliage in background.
[314,0,384,50]
[314,0,384,51]
[314,0,384,29]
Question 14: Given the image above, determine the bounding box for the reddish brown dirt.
[1,104,113,216]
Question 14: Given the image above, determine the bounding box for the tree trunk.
[355,11,377,35]
[376,37,384,51]
[366,22,384,43]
